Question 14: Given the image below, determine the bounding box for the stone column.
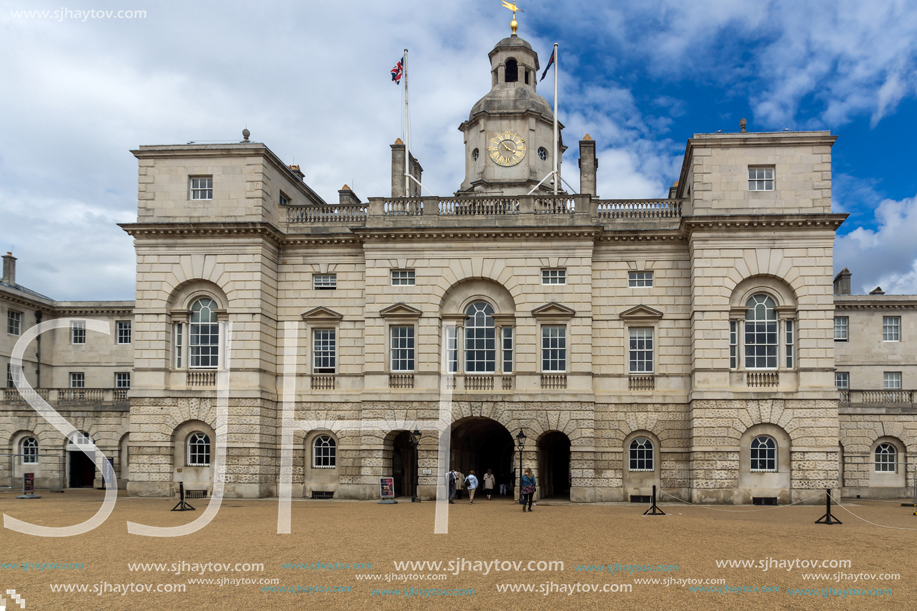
[578,136,597,197]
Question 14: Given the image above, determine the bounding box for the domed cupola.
[457,34,564,195]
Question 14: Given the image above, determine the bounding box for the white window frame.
[465,302,496,373]
[390,325,415,373]
[628,271,654,288]
[189,176,213,200]
[748,166,775,191]
[744,294,778,370]
[729,321,738,369]
[785,319,795,369]
[540,325,567,373]
[391,270,415,286]
[115,372,131,389]
[71,321,86,345]
[750,436,777,473]
[883,316,900,342]
[446,325,458,374]
[541,268,566,285]
[313,274,337,290]
[875,443,897,473]
[884,372,902,390]
[628,437,654,472]
[835,372,849,390]
[312,328,337,374]
[834,316,848,341]
[116,320,132,344]
[187,432,211,466]
[7,363,20,388]
[312,435,336,469]
[279,192,290,207]
[628,327,654,374]
[21,437,38,464]
[69,372,85,388]
[502,327,514,374]
[174,322,183,369]
[7,310,22,336]
[189,298,219,369]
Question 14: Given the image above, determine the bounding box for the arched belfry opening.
[505,59,518,83]
[451,418,514,496]
[538,431,571,499]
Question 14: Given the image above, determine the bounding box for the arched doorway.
[391,431,416,498]
[66,432,96,488]
[451,418,514,498]
[538,431,571,499]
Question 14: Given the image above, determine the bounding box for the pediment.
[379,303,423,319]
[531,302,576,319]
[620,305,664,321]
[301,306,343,321]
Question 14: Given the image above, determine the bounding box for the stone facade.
[0,33,912,504]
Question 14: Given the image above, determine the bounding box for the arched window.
[505,59,518,83]
[629,437,654,472]
[465,302,496,372]
[875,443,897,473]
[187,432,211,466]
[750,436,777,472]
[68,431,92,447]
[313,435,336,468]
[21,437,38,464]
[745,295,777,369]
[190,298,219,369]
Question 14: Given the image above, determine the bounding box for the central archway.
[451,418,514,498]
[538,431,571,499]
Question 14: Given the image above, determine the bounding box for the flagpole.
[552,43,558,195]
[403,49,410,198]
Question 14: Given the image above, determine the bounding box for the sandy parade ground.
[0,489,913,610]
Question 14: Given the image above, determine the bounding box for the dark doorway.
[391,431,416,498]
[69,451,96,488]
[451,418,514,497]
[505,59,518,83]
[539,431,571,498]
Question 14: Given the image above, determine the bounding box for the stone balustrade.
[1,388,128,406]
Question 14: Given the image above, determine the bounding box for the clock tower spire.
[457,34,563,196]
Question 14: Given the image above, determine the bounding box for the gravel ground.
[0,490,913,610]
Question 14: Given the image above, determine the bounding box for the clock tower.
[457,34,563,195]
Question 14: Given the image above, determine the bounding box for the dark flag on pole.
[540,48,555,81]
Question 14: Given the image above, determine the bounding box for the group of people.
[446,467,537,511]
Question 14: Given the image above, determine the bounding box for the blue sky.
[1,0,916,299]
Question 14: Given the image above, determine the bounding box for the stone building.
[0,31,913,503]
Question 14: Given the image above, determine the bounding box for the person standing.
[447,468,458,504]
[465,470,479,504]
[483,469,495,500]
[456,470,465,500]
[521,468,536,512]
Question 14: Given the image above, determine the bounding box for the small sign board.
[23,473,35,493]
[103,457,115,487]
[380,477,395,500]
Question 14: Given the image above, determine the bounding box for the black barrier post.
[171,482,196,512]
[815,488,841,525]
[643,484,665,516]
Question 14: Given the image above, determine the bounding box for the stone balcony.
[1,388,130,409]
[282,194,683,232]
[838,389,917,414]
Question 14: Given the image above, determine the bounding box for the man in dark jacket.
[447,468,458,504]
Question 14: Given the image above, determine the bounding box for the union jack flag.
[391,58,404,84]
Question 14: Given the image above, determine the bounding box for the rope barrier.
[656,489,823,513]
[827,494,917,532]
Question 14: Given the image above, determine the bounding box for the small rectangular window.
[835,372,849,390]
[190,176,213,200]
[71,321,86,344]
[115,372,131,389]
[313,329,336,374]
[748,167,775,191]
[7,363,20,388]
[628,271,654,288]
[391,270,415,286]
[174,323,183,369]
[116,321,132,344]
[541,269,566,285]
[7,310,22,336]
[541,326,567,372]
[729,321,738,369]
[785,320,794,369]
[279,192,290,206]
[447,326,458,374]
[502,327,514,374]
[834,316,848,341]
[69,372,85,388]
[390,326,415,372]
[313,274,337,290]
[884,372,902,390]
[883,316,900,342]
[628,327,654,373]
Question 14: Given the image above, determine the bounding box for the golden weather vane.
[500,0,523,35]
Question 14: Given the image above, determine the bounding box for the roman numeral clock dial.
[487,132,526,166]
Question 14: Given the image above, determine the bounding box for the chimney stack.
[833,268,851,295]
[338,184,361,206]
[578,135,597,197]
[2,252,15,286]
[391,139,406,198]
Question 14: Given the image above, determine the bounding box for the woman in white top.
[465,470,479,504]
[483,469,496,500]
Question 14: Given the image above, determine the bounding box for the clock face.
[487,132,526,166]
